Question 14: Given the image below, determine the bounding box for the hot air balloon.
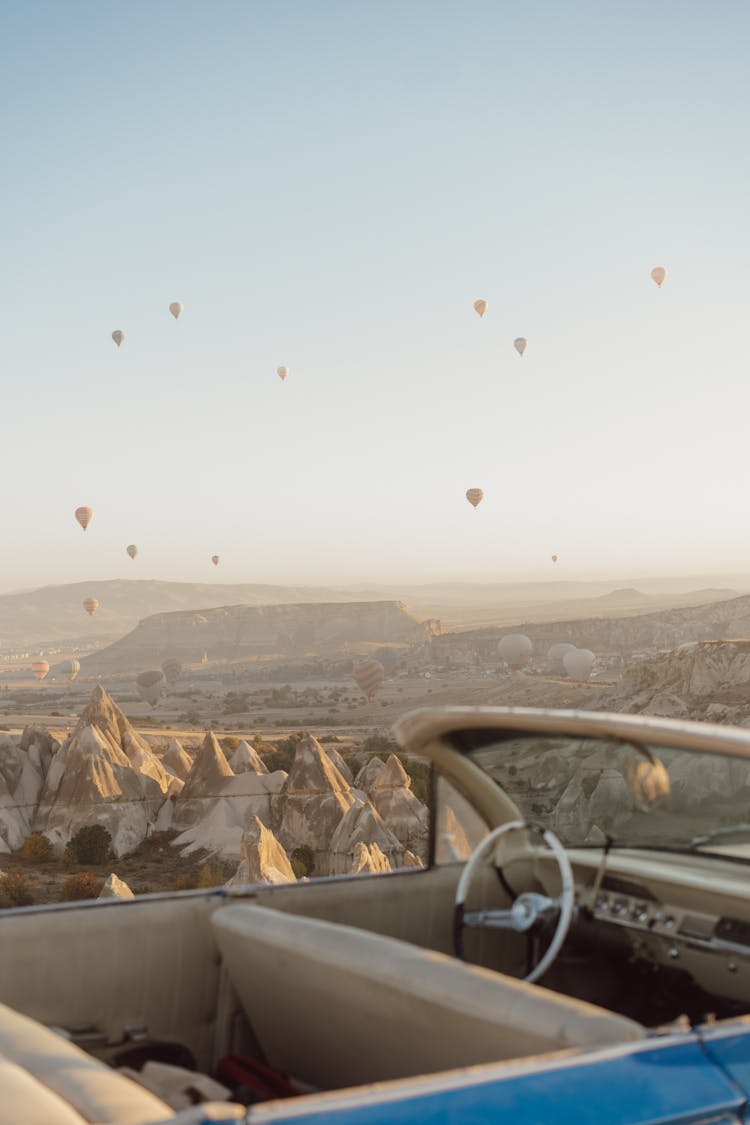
[126,544,138,560]
[466,488,484,509]
[31,660,50,682]
[161,658,183,684]
[211,555,220,567]
[374,646,400,674]
[513,337,527,357]
[650,266,667,288]
[112,330,125,347]
[83,597,99,617]
[136,669,164,708]
[551,554,558,563]
[75,507,93,531]
[352,658,385,700]
[498,633,533,670]
[60,658,80,682]
[473,299,488,318]
[277,366,288,381]
[546,642,576,674]
[169,301,183,320]
[563,647,595,681]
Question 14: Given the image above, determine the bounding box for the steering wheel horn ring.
[453,820,575,984]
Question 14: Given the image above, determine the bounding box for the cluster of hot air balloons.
[546,643,595,679]
[472,299,526,357]
[466,267,667,566]
[109,299,289,385]
[111,302,182,349]
[71,504,222,625]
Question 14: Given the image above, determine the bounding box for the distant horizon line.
[3,571,750,598]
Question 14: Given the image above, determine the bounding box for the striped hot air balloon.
[513,337,527,357]
[75,507,93,531]
[112,330,125,347]
[161,658,183,684]
[352,658,385,701]
[473,299,488,318]
[465,488,484,509]
[83,597,99,617]
[31,660,50,682]
[126,544,138,560]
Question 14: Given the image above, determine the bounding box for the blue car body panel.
[247,1031,750,1125]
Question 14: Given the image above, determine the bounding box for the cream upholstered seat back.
[0,1000,172,1124]
[211,904,645,1090]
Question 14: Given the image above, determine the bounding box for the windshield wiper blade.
[686,824,750,850]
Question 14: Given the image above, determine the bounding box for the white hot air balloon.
[112,330,125,347]
[277,366,288,381]
[650,266,667,288]
[513,337,527,357]
[546,642,576,674]
[473,299,488,318]
[498,633,533,670]
[563,648,595,681]
[169,301,183,319]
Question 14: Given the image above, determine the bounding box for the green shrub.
[22,833,54,863]
[0,872,35,908]
[61,873,103,902]
[65,825,112,866]
[290,845,314,879]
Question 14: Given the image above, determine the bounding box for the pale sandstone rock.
[369,754,428,854]
[226,815,295,886]
[229,740,268,775]
[98,873,134,900]
[350,840,392,875]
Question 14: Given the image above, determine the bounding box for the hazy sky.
[3,1,750,592]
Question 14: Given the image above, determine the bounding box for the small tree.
[61,873,103,902]
[197,862,226,888]
[174,873,198,891]
[22,833,54,863]
[0,872,35,908]
[65,825,112,866]
[290,845,314,879]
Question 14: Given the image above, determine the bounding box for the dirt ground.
[0,832,229,907]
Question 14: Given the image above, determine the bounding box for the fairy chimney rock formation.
[354,756,386,792]
[98,873,135,900]
[369,753,428,853]
[329,798,403,876]
[180,731,234,801]
[162,738,193,781]
[272,734,355,864]
[35,685,169,858]
[229,740,268,775]
[351,840,392,875]
[325,747,353,784]
[226,815,295,886]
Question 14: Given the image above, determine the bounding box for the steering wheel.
[454,820,575,984]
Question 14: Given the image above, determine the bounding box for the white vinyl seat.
[0,1000,173,1124]
[212,904,646,1090]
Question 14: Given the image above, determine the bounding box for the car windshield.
[455,729,750,860]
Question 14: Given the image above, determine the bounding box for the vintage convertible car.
[3,706,750,1124]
